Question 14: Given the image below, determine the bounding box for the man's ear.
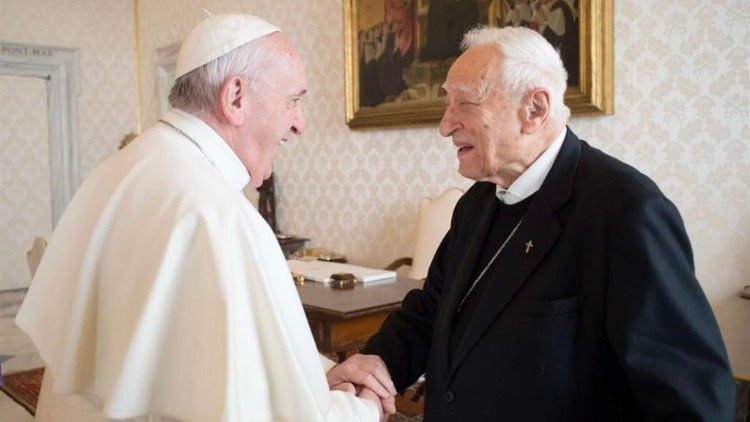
[519,89,551,134]
[217,75,248,127]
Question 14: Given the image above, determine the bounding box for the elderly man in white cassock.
[15,14,396,422]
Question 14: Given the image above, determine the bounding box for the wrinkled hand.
[330,382,356,394]
[331,382,394,419]
[326,354,397,414]
[358,387,390,422]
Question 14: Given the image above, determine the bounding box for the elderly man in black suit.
[327,26,735,420]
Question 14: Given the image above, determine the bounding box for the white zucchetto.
[175,13,281,78]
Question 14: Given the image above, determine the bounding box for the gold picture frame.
[344,0,613,129]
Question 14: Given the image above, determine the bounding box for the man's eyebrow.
[294,89,307,97]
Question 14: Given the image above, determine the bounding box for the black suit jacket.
[363,129,734,421]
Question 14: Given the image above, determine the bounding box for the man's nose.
[439,106,460,137]
[291,108,306,135]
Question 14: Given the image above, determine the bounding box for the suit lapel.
[449,197,562,373]
[432,186,498,376]
[449,129,582,376]
[444,190,499,314]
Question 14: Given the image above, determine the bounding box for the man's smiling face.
[438,45,526,188]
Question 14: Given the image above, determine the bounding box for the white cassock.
[15,109,377,422]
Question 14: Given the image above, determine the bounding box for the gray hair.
[461,26,570,123]
[168,36,277,114]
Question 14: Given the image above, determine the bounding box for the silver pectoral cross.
[525,240,534,254]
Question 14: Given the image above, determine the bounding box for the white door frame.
[0,42,80,226]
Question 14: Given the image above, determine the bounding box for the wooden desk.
[297,276,424,362]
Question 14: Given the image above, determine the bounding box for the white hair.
[461,26,570,123]
[168,35,277,114]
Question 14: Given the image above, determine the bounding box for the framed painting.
[344,0,613,129]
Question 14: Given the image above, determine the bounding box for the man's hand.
[331,381,396,417]
[326,354,397,414]
[358,387,390,422]
[330,382,356,394]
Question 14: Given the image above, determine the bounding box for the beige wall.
[136,0,749,374]
[0,0,139,289]
[0,76,51,290]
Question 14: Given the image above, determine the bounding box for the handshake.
[326,354,398,421]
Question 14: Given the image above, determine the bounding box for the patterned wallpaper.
[0,76,52,290]
[0,0,139,289]
[136,0,749,374]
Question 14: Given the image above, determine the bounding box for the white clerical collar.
[160,108,250,191]
[496,127,567,205]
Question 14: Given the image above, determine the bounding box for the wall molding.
[0,42,80,226]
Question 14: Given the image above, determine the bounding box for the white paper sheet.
[287,259,396,283]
